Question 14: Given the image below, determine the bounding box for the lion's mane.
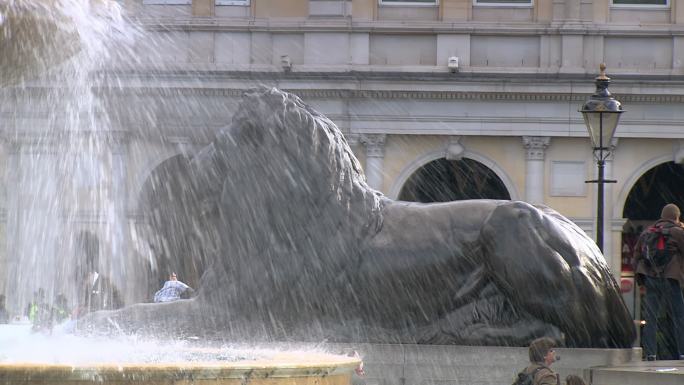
[210,88,385,320]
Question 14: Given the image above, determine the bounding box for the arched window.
[398,157,511,203]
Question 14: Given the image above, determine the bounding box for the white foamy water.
[0,324,351,365]
[0,323,263,364]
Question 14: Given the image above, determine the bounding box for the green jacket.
[524,363,559,385]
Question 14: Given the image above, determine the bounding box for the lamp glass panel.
[600,113,621,148]
[582,112,601,148]
[582,112,621,149]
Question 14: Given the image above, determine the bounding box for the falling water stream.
[0,0,280,364]
[1,0,147,313]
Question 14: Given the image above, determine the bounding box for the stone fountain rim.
[0,354,360,380]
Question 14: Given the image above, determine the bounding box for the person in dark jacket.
[521,337,560,385]
[81,270,123,314]
[632,203,684,360]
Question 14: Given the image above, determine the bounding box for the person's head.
[661,203,681,223]
[169,272,177,281]
[529,337,557,365]
[565,374,586,385]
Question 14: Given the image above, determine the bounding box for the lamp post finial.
[597,63,609,80]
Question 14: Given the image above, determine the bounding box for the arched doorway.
[398,158,511,203]
[622,161,684,360]
[138,155,208,300]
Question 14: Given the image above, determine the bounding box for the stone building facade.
[3,0,684,318]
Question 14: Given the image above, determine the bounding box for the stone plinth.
[592,360,684,385]
[330,344,642,385]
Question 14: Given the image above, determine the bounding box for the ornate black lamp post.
[580,64,624,252]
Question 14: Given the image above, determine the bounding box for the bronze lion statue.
[83,87,635,348]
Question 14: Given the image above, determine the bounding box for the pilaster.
[3,138,20,311]
[565,0,581,21]
[522,136,550,205]
[548,0,581,24]
[345,133,360,147]
[523,136,550,161]
[593,0,610,24]
[255,0,308,18]
[360,134,386,191]
[675,0,684,24]
[441,0,470,21]
[192,0,214,16]
[674,139,684,164]
[533,0,553,22]
[110,133,130,280]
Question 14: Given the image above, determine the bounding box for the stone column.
[3,139,20,312]
[360,134,386,191]
[109,133,130,302]
[522,136,550,205]
[5,136,60,313]
[675,139,684,164]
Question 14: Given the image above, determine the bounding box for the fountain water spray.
[1,0,147,317]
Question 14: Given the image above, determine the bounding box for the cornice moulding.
[7,85,684,104]
[131,17,684,36]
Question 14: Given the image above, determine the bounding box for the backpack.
[512,366,543,385]
[640,225,672,273]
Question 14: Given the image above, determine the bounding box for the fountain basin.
[0,354,360,385]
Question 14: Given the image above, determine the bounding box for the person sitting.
[154,272,194,303]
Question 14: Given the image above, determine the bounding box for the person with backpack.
[633,203,684,361]
[512,337,560,385]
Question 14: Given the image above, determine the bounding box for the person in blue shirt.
[154,272,195,303]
